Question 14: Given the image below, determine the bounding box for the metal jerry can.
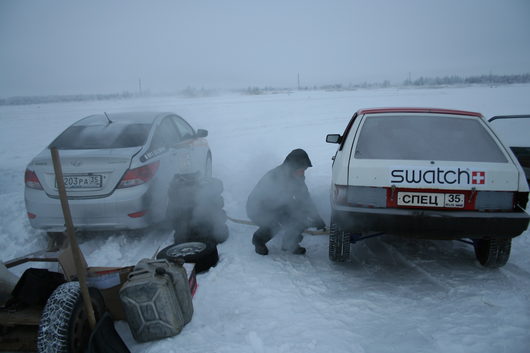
[119,258,194,342]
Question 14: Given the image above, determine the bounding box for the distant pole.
[139,78,142,95]
[297,73,300,90]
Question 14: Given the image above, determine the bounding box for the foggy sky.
[1,0,529,97]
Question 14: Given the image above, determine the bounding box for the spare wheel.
[157,241,219,273]
[37,281,105,353]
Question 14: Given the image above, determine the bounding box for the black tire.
[197,177,223,198]
[329,217,351,262]
[212,223,229,244]
[473,237,512,268]
[47,232,67,250]
[37,282,105,353]
[157,241,219,273]
[204,153,212,178]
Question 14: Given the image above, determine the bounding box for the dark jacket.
[246,149,322,227]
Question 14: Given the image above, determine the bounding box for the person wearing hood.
[246,149,326,255]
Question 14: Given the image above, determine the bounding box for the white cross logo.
[472,171,485,184]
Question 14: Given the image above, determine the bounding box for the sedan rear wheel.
[473,237,511,268]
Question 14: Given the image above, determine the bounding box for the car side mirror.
[196,129,208,138]
[326,134,341,144]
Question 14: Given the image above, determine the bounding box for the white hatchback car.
[326,107,529,268]
[25,112,211,233]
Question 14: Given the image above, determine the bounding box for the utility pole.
[139,78,142,96]
[297,73,300,90]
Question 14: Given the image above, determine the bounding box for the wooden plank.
[4,250,59,269]
[0,325,37,352]
[0,306,42,326]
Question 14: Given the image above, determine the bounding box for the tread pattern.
[474,238,512,268]
[329,220,351,262]
[37,282,80,353]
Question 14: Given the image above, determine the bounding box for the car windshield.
[354,115,508,162]
[50,123,151,149]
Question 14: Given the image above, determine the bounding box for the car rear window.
[50,123,151,149]
[354,115,508,162]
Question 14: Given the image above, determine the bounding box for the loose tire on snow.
[157,241,219,273]
[329,218,351,262]
[204,153,212,178]
[37,282,105,353]
[473,237,512,268]
[167,175,229,245]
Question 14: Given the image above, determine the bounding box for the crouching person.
[246,149,326,255]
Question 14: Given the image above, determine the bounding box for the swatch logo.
[390,167,486,185]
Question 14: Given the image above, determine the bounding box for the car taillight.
[515,191,529,210]
[25,169,43,190]
[334,184,388,207]
[475,191,515,211]
[117,161,160,189]
[333,185,348,205]
[128,210,147,218]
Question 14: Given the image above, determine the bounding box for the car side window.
[339,113,358,151]
[172,116,195,140]
[150,118,182,150]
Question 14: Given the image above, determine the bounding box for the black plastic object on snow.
[87,312,130,353]
[6,268,65,309]
[167,175,229,244]
[157,241,219,274]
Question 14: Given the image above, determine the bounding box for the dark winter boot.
[252,228,271,256]
[252,236,269,255]
[292,246,306,255]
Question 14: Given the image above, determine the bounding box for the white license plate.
[57,175,102,189]
[397,192,464,208]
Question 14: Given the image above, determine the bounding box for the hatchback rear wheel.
[473,237,512,268]
[329,217,351,262]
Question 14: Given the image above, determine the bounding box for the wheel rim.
[166,242,207,257]
[70,297,99,353]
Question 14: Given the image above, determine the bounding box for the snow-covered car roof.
[74,112,172,126]
[356,107,483,117]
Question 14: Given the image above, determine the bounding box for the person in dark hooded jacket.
[246,149,326,255]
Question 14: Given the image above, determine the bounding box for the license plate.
[57,175,102,189]
[397,192,464,208]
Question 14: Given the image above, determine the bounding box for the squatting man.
[246,149,326,255]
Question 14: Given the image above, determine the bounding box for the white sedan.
[25,112,211,233]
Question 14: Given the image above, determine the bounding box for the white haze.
[1,0,530,97]
[1,85,530,352]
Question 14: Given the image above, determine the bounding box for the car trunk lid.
[28,147,141,198]
[346,160,521,211]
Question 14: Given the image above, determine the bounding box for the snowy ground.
[1,85,530,353]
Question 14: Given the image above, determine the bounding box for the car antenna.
[104,112,113,125]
